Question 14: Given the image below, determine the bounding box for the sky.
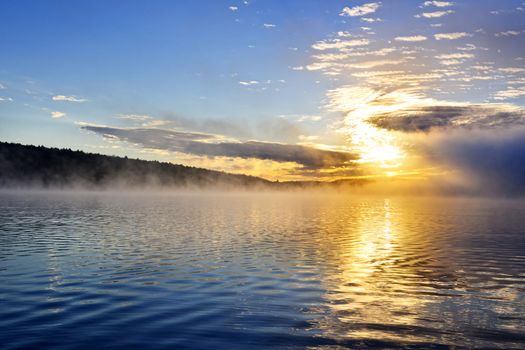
[1,0,525,191]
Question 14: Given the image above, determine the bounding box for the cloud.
[456,44,478,51]
[0,96,13,102]
[419,128,525,194]
[498,67,525,73]
[418,10,454,18]
[325,85,525,134]
[495,30,522,37]
[361,17,382,22]
[435,53,474,59]
[439,59,463,65]
[340,2,381,17]
[51,111,66,119]
[368,103,525,132]
[313,49,395,62]
[394,35,428,42]
[280,114,322,122]
[229,6,238,11]
[423,1,453,7]
[255,117,304,143]
[312,39,370,51]
[302,2,525,190]
[494,87,525,100]
[118,114,152,121]
[116,114,172,127]
[239,80,259,86]
[434,32,471,40]
[263,23,276,28]
[52,95,87,102]
[152,113,253,139]
[80,125,357,170]
[346,59,404,69]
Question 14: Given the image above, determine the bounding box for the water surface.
[1,191,525,349]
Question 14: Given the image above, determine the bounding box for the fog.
[3,140,525,198]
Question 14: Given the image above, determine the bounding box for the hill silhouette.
[0,142,273,190]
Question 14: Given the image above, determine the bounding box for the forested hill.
[0,142,272,189]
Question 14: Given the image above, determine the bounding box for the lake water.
[1,191,525,349]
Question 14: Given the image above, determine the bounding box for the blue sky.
[1,0,525,183]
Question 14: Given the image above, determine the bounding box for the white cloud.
[395,35,428,42]
[472,65,492,70]
[440,59,463,65]
[312,38,370,50]
[51,111,66,119]
[361,17,382,22]
[494,87,525,100]
[434,32,471,40]
[423,1,453,7]
[495,30,522,37]
[306,62,336,71]
[457,44,477,51]
[291,66,305,71]
[419,10,454,18]
[263,23,276,28]
[499,67,525,73]
[0,83,5,89]
[314,47,396,61]
[436,53,474,59]
[281,114,322,122]
[337,31,354,38]
[508,78,525,84]
[118,114,152,121]
[229,6,238,11]
[299,135,321,142]
[340,2,381,17]
[346,59,404,69]
[142,119,170,128]
[239,80,259,86]
[0,96,13,101]
[313,53,349,61]
[52,95,87,102]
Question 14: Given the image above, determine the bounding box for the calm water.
[1,192,525,349]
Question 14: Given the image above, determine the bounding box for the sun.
[349,120,405,168]
[328,87,409,169]
[328,86,446,171]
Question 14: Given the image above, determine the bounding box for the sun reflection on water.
[315,198,440,343]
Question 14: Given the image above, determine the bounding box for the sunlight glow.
[328,86,447,170]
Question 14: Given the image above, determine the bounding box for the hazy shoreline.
[2,141,524,198]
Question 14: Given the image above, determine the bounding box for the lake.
[1,191,525,349]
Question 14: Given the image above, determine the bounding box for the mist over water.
[2,191,525,349]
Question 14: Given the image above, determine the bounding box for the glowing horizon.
[1,1,524,191]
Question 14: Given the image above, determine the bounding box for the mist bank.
[0,142,370,191]
[2,142,522,197]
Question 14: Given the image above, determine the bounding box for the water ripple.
[1,192,525,349]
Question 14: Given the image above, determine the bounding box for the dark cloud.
[416,128,525,195]
[81,125,357,169]
[361,100,525,194]
[368,104,525,132]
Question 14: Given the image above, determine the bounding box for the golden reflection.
[316,198,435,343]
